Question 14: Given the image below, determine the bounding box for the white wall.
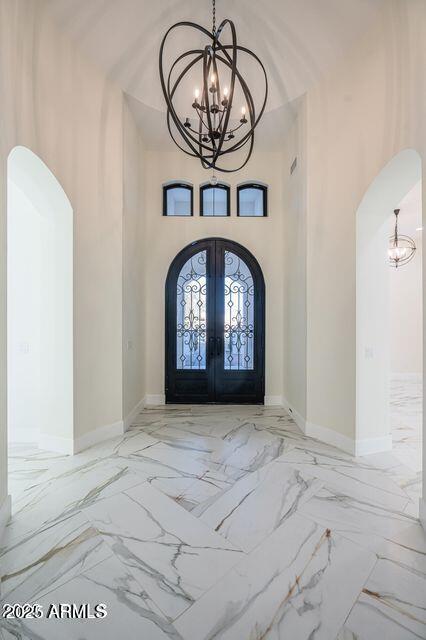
[141,149,285,404]
[7,146,73,450]
[122,99,146,423]
[390,181,423,376]
[282,99,307,424]
[0,0,124,510]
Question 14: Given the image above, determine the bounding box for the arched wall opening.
[356,149,422,459]
[7,146,73,456]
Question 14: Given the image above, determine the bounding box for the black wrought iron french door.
[165,238,265,404]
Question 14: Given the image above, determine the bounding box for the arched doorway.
[7,146,73,455]
[356,148,422,469]
[165,238,265,404]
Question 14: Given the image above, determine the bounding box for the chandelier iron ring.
[166,48,260,156]
[388,233,416,268]
[165,45,264,170]
[159,16,268,172]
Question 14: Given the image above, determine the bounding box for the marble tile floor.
[0,384,423,639]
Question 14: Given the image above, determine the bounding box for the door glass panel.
[224,251,254,370]
[176,250,207,369]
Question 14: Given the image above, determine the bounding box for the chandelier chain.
[212,0,216,36]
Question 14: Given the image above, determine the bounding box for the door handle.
[216,337,221,356]
[209,336,216,357]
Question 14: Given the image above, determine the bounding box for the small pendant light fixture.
[388,208,416,268]
[159,0,268,173]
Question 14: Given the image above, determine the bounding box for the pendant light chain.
[394,209,399,245]
[212,0,216,36]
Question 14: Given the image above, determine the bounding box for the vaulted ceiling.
[45,0,386,149]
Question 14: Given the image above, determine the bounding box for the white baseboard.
[38,433,74,456]
[7,428,38,444]
[74,420,124,454]
[0,494,11,546]
[282,396,392,456]
[124,398,145,431]
[420,498,426,531]
[305,420,393,457]
[282,397,306,432]
[304,420,355,455]
[144,394,165,406]
[264,395,283,407]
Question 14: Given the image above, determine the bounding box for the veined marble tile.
[360,457,422,505]
[1,555,182,640]
[0,511,111,604]
[391,445,422,474]
[7,459,146,541]
[125,447,236,487]
[157,417,242,439]
[133,441,246,484]
[7,445,69,503]
[198,421,292,472]
[119,449,235,512]
[3,397,421,639]
[331,523,426,577]
[128,408,176,432]
[7,443,68,471]
[392,424,421,445]
[244,415,308,437]
[175,513,376,640]
[153,426,220,456]
[127,420,167,434]
[276,446,409,509]
[0,623,33,640]
[341,557,426,640]
[298,485,424,561]
[149,474,230,513]
[84,483,243,620]
[195,461,322,552]
[404,498,420,519]
[335,629,357,640]
[397,470,422,501]
[389,376,422,477]
[82,430,159,459]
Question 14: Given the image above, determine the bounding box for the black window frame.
[199,183,231,217]
[237,183,268,217]
[163,182,194,217]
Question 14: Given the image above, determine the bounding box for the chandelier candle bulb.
[221,86,229,106]
[192,89,200,109]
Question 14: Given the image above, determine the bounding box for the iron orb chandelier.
[159,0,268,173]
[388,208,416,268]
